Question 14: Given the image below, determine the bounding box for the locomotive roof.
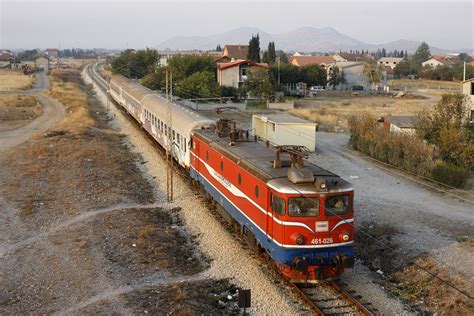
[193,129,353,194]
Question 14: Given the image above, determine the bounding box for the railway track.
[291,281,377,315]
[87,64,379,315]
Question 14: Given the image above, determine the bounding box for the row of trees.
[349,94,472,187]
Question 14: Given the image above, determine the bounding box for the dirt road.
[0,71,64,151]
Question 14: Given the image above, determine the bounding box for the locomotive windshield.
[325,195,351,216]
[288,197,320,217]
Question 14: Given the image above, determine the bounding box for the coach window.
[271,194,285,216]
[184,138,187,152]
[206,150,209,160]
[177,133,181,145]
[220,161,224,171]
[255,185,259,198]
[164,124,167,136]
[238,173,242,185]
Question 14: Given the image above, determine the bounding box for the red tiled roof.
[213,55,231,63]
[290,55,335,67]
[46,48,59,52]
[217,59,269,71]
[223,45,249,60]
[337,53,373,62]
[431,57,459,65]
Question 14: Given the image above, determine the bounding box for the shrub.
[432,162,469,188]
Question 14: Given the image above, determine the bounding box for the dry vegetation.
[0,95,42,128]
[388,79,461,92]
[290,94,436,132]
[0,69,35,91]
[391,253,474,314]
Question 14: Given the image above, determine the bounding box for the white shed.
[252,113,317,151]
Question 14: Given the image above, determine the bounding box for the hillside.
[156,26,457,54]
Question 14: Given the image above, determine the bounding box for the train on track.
[106,72,355,282]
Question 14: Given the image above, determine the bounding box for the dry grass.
[392,255,474,314]
[0,94,42,127]
[388,79,461,92]
[48,69,95,132]
[291,95,436,132]
[0,69,35,91]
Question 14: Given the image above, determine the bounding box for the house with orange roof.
[333,53,373,63]
[422,56,461,68]
[289,55,335,67]
[217,59,269,88]
[222,45,249,60]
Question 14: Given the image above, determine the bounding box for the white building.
[377,57,403,69]
[462,78,474,122]
[252,114,317,151]
[422,57,458,68]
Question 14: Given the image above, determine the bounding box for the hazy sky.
[1,0,473,50]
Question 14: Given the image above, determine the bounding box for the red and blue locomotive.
[189,120,355,282]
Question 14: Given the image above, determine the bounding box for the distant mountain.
[155,26,468,54]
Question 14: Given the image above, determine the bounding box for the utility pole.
[166,67,174,202]
[277,56,281,86]
[463,61,466,81]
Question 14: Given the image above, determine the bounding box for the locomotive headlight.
[339,231,350,242]
[291,233,305,245]
[296,236,305,245]
[320,182,326,189]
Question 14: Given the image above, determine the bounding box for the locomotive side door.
[269,191,286,245]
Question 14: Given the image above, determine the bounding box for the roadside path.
[0,71,64,151]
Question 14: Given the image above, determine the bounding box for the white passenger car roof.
[111,75,215,136]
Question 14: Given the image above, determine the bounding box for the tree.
[363,62,383,89]
[242,68,273,100]
[394,59,411,78]
[302,64,327,87]
[413,42,431,64]
[111,48,159,79]
[267,42,276,64]
[17,49,40,61]
[140,54,215,96]
[177,71,221,98]
[327,66,345,89]
[458,53,473,62]
[247,34,261,62]
[262,50,269,63]
[276,50,289,63]
[216,44,222,52]
[416,93,472,167]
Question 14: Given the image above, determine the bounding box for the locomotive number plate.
[310,238,333,245]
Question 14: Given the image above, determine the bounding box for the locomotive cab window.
[288,197,319,217]
[271,194,285,216]
[325,195,351,216]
